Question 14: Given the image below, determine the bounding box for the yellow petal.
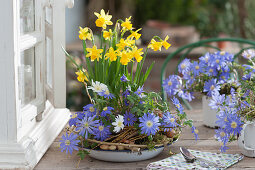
[94,12,100,17]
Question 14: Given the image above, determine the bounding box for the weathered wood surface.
[35,110,254,169]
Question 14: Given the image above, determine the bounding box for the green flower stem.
[88,28,95,46]
[131,61,134,81]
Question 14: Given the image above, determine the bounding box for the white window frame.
[17,0,46,140]
[0,0,72,168]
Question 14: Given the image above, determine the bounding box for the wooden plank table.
[35,110,254,169]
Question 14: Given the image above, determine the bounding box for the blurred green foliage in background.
[135,0,255,39]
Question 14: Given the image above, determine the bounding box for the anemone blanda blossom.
[209,91,225,110]
[225,114,243,136]
[59,132,80,154]
[139,113,160,136]
[101,106,114,117]
[242,49,255,60]
[199,52,211,67]
[191,61,202,77]
[135,86,146,98]
[124,112,137,126]
[69,112,84,126]
[215,128,229,144]
[76,115,99,139]
[120,74,129,82]
[94,123,111,141]
[208,53,225,71]
[178,58,191,75]
[203,78,220,97]
[112,115,124,133]
[83,104,97,117]
[215,111,228,128]
[98,89,115,99]
[162,75,180,96]
[171,97,184,113]
[191,126,199,141]
[162,112,178,131]
[220,143,229,152]
[176,89,194,102]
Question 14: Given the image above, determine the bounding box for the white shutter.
[45,0,68,108]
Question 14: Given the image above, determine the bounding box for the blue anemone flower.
[216,111,228,128]
[215,128,229,144]
[219,72,230,83]
[191,61,202,77]
[98,90,115,99]
[206,66,218,76]
[135,86,145,98]
[199,52,211,67]
[203,78,220,97]
[220,144,229,153]
[69,112,79,126]
[76,115,99,139]
[162,112,178,131]
[242,72,252,80]
[171,97,184,113]
[139,113,160,136]
[225,114,243,136]
[59,132,80,154]
[177,90,194,102]
[191,126,199,141]
[94,123,111,141]
[101,106,114,117]
[209,91,225,110]
[162,75,180,97]
[124,112,137,126]
[178,59,191,75]
[123,88,130,98]
[83,104,97,116]
[242,49,255,59]
[120,74,129,82]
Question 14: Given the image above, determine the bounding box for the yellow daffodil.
[128,29,142,40]
[94,9,113,29]
[86,45,104,61]
[103,29,112,40]
[121,16,133,31]
[78,27,92,41]
[162,35,171,50]
[125,38,135,47]
[75,70,88,82]
[131,46,143,62]
[120,51,132,65]
[116,38,135,50]
[148,39,162,51]
[116,38,127,50]
[105,47,117,61]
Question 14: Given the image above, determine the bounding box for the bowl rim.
[81,137,179,152]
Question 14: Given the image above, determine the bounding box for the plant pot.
[238,121,255,157]
[83,138,178,162]
[202,96,218,128]
[83,145,165,162]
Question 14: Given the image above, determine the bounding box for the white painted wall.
[65,0,86,44]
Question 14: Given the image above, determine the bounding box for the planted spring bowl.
[83,138,178,162]
[83,146,164,162]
